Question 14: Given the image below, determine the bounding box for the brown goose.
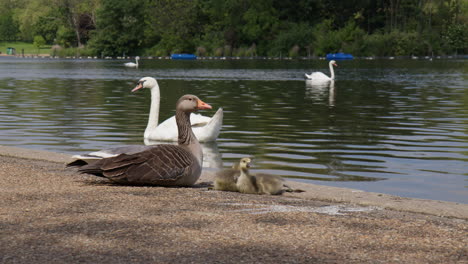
[73,95,212,186]
[212,157,250,192]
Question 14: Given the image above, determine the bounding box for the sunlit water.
[0,57,466,203]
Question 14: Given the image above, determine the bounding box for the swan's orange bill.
[197,99,212,110]
[333,62,338,67]
[132,83,143,92]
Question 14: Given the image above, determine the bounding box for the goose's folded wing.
[68,145,154,167]
[78,144,195,185]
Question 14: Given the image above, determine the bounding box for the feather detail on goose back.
[78,144,198,186]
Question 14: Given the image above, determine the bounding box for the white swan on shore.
[133,77,223,142]
[124,56,140,68]
[305,60,338,83]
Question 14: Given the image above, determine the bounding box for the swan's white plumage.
[305,71,330,80]
[135,77,223,142]
[144,108,223,142]
[305,60,337,83]
[124,56,140,68]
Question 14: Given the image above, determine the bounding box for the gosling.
[214,157,304,195]
[212,158,247,192]
[254,173,284,195]
[235,157,258,194]
[236,158,304,195]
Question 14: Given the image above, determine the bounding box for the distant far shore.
[1,53,467,61]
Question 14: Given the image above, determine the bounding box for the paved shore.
[1,146,467,263]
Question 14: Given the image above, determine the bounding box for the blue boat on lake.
[326,52,354,60]
[171,54,197,60]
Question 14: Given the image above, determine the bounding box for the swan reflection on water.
[144,139,223,169]
[305,80,336,107]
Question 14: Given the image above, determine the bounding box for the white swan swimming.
[305,60,338,83]
[133,77,223,142]
[124,56,140,68]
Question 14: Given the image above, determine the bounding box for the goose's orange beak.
[197,99,212,110]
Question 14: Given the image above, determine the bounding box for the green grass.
[0,41,51,55]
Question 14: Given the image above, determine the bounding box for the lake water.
[0,56,466,203]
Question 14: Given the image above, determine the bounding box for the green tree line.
[0,0,466,57]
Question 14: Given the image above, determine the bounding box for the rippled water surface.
[0,57,466,203]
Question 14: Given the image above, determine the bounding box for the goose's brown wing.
[78,144,196,185]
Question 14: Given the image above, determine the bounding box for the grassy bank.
[0,41,51,55]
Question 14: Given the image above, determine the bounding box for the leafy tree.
[15,0,53,41]
[0,11,19,41]
[311,19,339,56]
[32,12,61,44]
[33,35,46,54]
[56,25,76,47]
[198,0,250,52]
[273,0,323,24]
[55,0,98,47]
[146,0,200,55]
[89,0,146,56]
[241,1,278,43]
[268,22,314,57]
[443,23,467,54]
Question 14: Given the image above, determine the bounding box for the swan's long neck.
[176,110,202,164]
[329,62,335,80]
[145,85,160,136]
